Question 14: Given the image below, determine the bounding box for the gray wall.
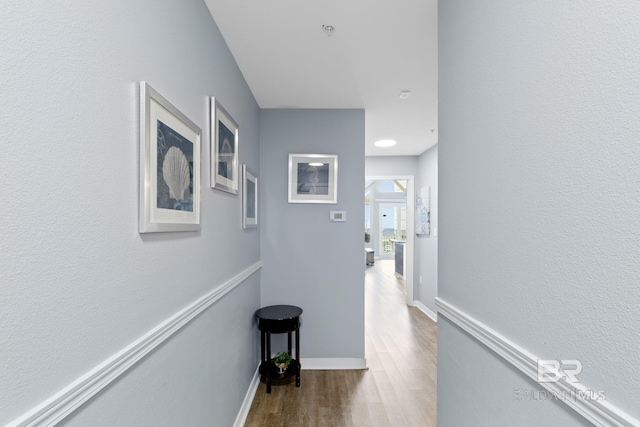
[365,156,419,178]
[439,1,640,425]
[1,1,260,425]
[416,145,438,315]
[260,109,365,359]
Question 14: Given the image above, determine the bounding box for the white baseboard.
[233,366,260,427]
[300,358,367,370]
[436,297,639,427]
[7,262,262,427]
[413,300,437,322]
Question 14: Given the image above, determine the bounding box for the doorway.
[379,202,406,259]
[365,175,415,305]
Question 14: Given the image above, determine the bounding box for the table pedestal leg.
[266,331,272,394]
[295,327,300,387]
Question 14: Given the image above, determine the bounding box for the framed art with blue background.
[211,97,238,194]
[139,82,201,233]
[288,154,338,204]
[242,165,258,229]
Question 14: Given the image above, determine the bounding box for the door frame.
[366,175,415,306]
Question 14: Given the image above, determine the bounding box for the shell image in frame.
[162,146,191,201]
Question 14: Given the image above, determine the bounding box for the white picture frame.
[139,82,201,233]
[242,165,258,229]
[288,154,338,204]
[211,97,239,194]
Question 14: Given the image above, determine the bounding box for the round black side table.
[255,305,302,394]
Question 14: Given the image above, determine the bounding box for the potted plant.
[272,351,292,374]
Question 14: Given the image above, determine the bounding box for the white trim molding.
[301,358,367,370]
[7,262,263,427]
[436,297,640,427]
[233,366,261,427]
[413,300,437,322]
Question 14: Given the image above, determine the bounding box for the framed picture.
[211,97,238,194]
[288,154,338,204]
[416,186,431,236]
[242,165,258,229]
[139,82,201,233]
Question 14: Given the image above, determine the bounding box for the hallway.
[244,260,437,426]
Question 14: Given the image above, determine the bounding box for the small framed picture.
[211,97,238,194]
[139,82,201,233]
[288,154,338,204]
[242,165,258,229]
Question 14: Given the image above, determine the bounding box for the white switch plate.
[330,211,346,222]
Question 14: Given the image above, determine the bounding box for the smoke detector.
[322,25,335,36]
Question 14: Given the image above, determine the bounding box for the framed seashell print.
[139,82,201,233]
[210,98,239,194]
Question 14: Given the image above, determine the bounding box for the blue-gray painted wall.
[439,1,640,424]
[260,109,365,359]
[1,0,260,425]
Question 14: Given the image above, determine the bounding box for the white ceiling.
[204,0,438,156]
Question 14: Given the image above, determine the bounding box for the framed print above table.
[242,165,258,229]
[288,154,338,204]
[139,82,201,233]
[211,97,238,194]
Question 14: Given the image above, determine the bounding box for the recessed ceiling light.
[374,139,397,147]
[399,90,411,99]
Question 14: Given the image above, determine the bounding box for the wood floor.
[244,260,437,426]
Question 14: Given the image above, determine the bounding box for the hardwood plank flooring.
[244,260,437,426]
